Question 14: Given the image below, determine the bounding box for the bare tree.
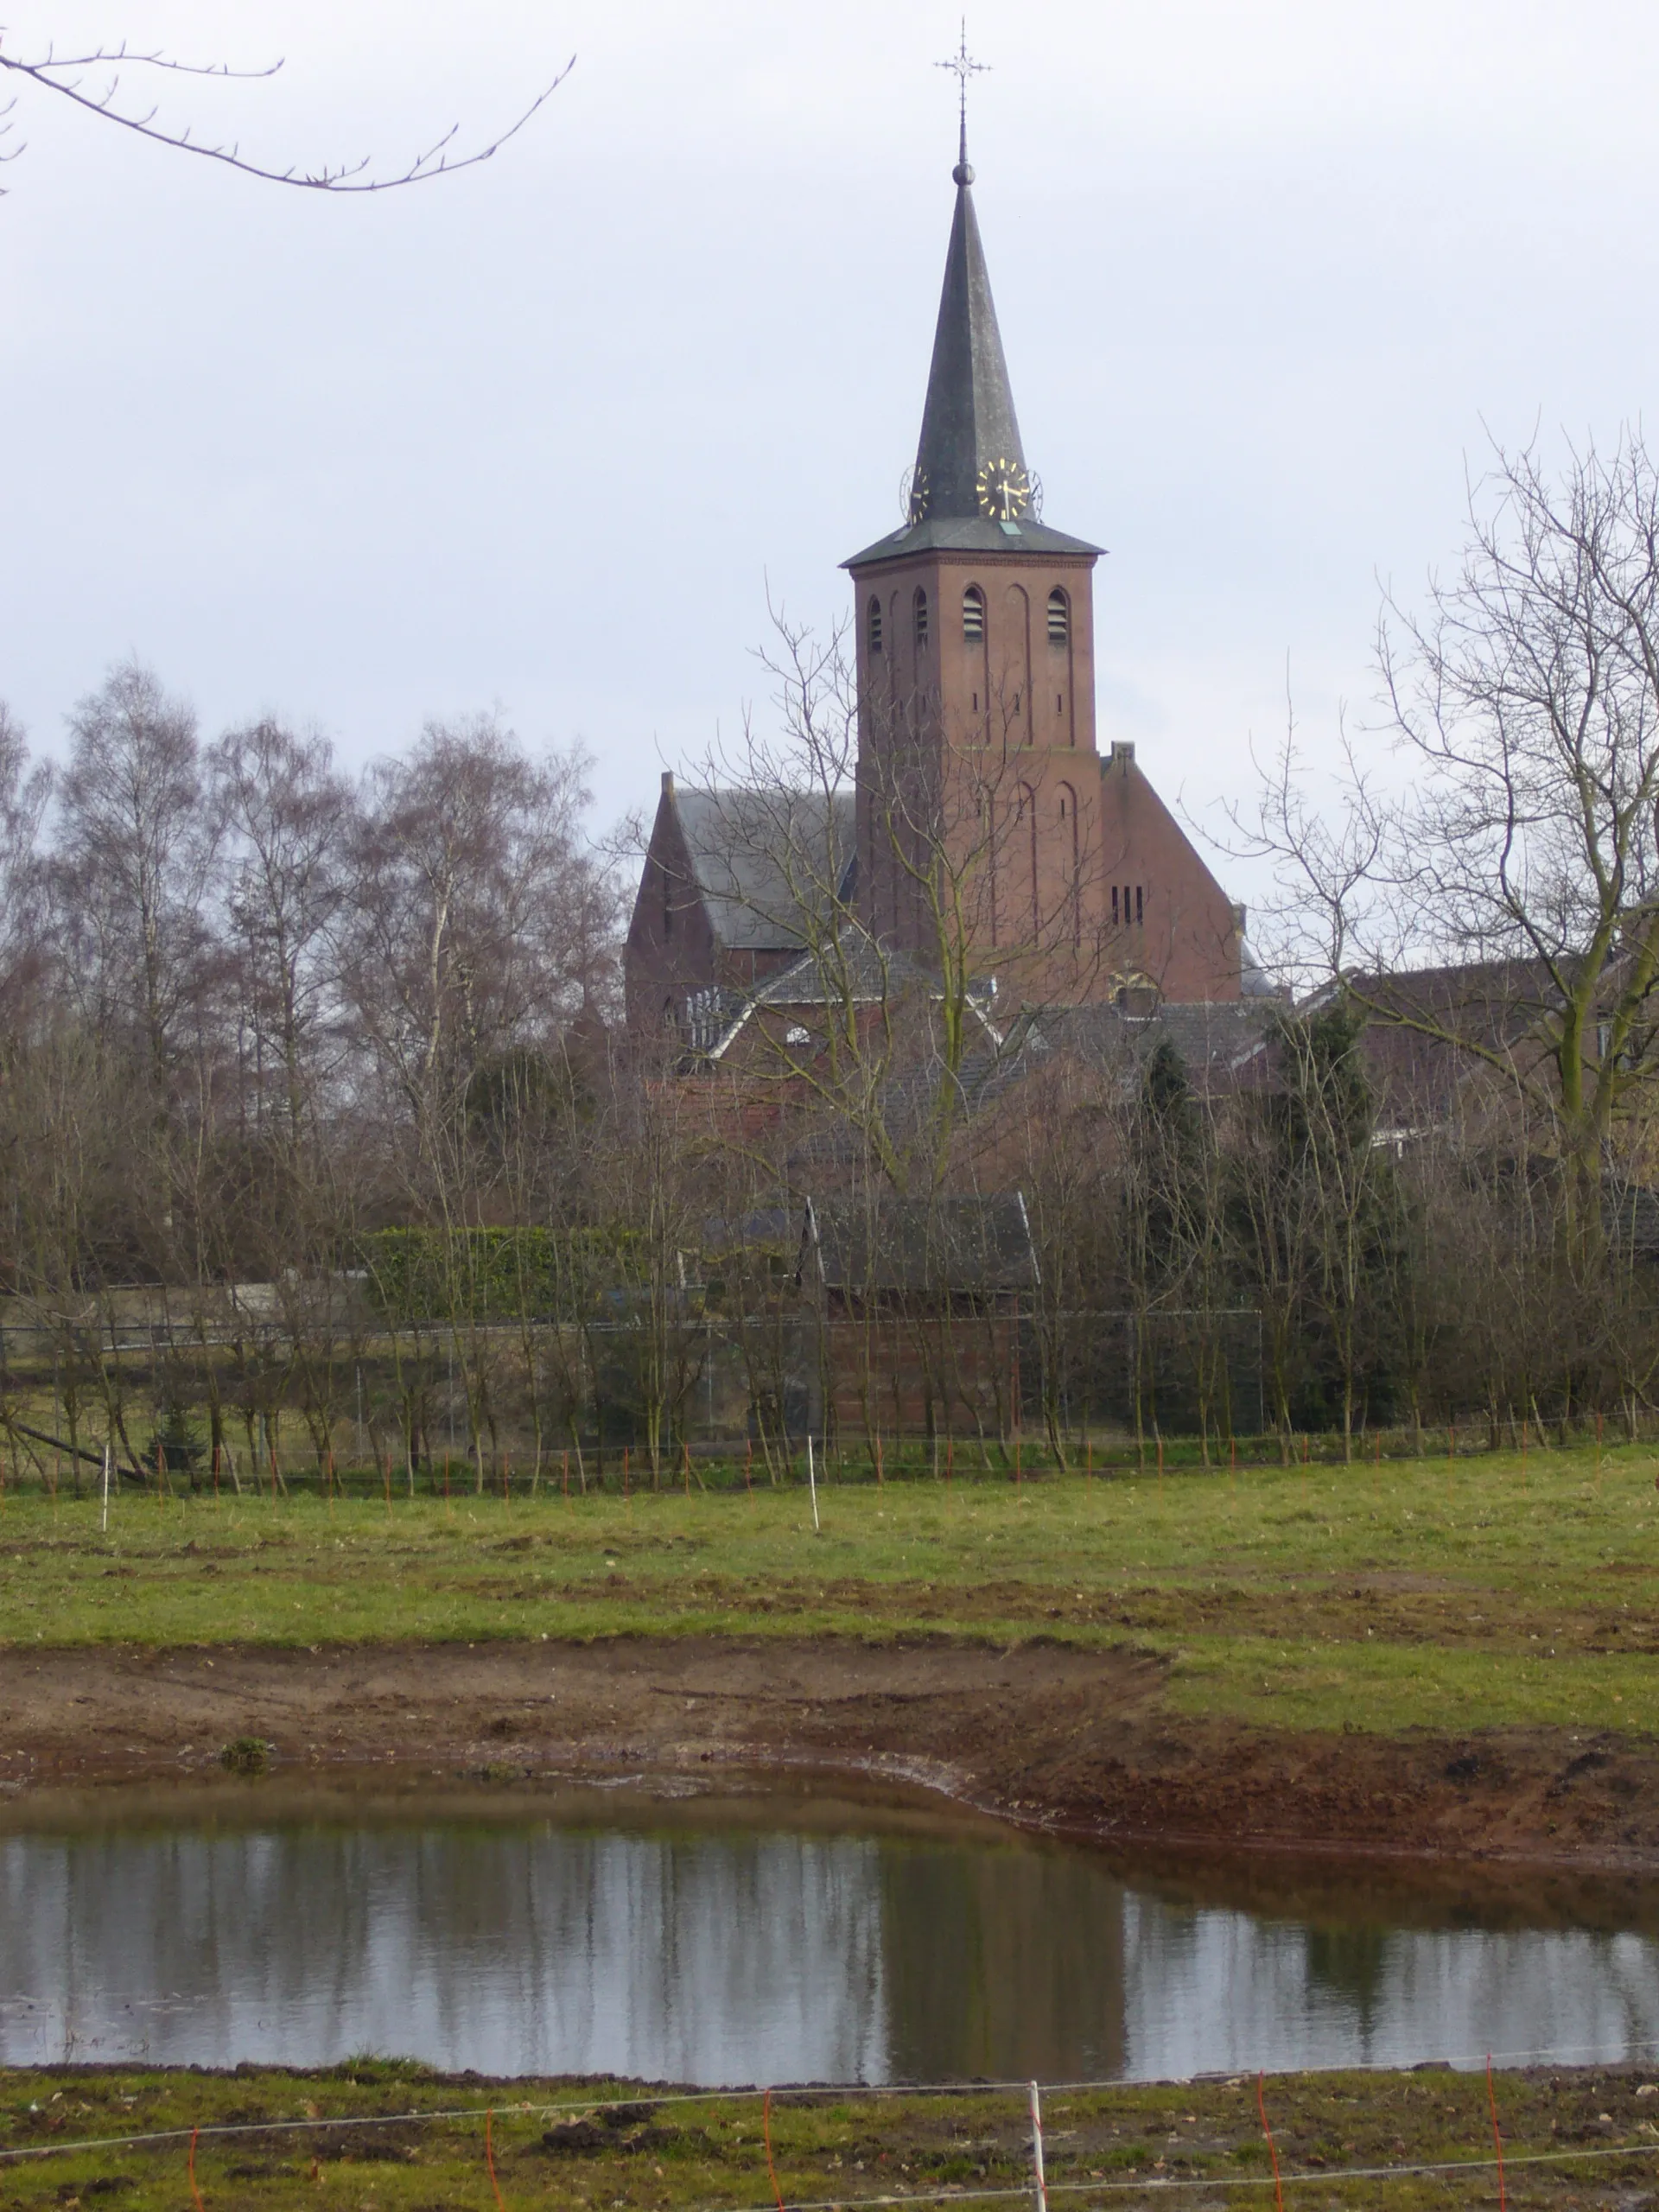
[52,663,214,1089]
[212,719,353,1170]
[0,703,50,1025]
[1238,432,1659,1239]
[343,714,617,1487]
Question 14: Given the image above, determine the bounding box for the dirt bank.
[0,1637,1655,1869]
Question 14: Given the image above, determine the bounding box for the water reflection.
[0,1801,1656,2082]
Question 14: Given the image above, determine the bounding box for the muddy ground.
[0,1637,1656,1876]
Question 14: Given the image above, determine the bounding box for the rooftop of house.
[985,995,1287,1103]
[805,1191,1039,1294]
[689,931,1003,1064]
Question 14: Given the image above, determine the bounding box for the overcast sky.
[4,1,1657,890]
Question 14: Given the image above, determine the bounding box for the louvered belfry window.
[963,585,985,643]
[868,596,883,653]
[1047,588,1070,645]
[913,588,929,649]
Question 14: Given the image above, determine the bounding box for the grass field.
[0,2059,1654,2211]
[2,1440,1656,1737]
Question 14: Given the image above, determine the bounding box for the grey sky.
[3,0,1656,874]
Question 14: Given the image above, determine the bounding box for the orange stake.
[188,2123,205,2212]
[1486,2056,1507,2212]
[485,2107,506,2212]
[762,2088,786,2212]
[1255,2074,1284,2212]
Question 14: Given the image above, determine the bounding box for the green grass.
[3,1440,1656,1735]
[0,2060,1652,2211]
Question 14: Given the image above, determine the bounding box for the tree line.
[6,428,1659,1483]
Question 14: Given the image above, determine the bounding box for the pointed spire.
[910,129,1027,523]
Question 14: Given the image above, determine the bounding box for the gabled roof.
[671,784,857,954]
[696,931,1002,1064]
[804,1192,1038,1294]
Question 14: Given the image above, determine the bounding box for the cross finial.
[937,19,988,181]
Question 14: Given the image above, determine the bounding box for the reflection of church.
[627,111,1266,1042]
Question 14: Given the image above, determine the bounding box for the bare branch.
[0,33,572,194]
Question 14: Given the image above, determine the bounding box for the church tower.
[843,117,1243,1006]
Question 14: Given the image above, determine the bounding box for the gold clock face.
[907,467,931,524]
[976,455,1032,521]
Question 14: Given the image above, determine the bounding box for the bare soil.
[0,1636,1656,1870]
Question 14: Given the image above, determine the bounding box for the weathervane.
[936,20,988,175]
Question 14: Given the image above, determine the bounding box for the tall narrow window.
[1047,588,1070,645]
[962,584,985,643]
[913,587,929,649]
[1112,887,1120,925]
[1135,885,1144,925]
[868,595,883,654]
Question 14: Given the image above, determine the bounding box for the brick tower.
[843,122,1243,1006]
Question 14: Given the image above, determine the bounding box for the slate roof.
[844,515,1103,569]
[698,931,1001,1064]
[673,786,857,954]
[804,1192,1039,1294]
[842,136,1102,569]
[912,141,1024,521]
[988,997,1286,1100]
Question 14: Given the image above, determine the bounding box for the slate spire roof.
[842,130,1101,569]
[911,127,1025,522]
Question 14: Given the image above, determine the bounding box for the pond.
[0,1779,1656,2084]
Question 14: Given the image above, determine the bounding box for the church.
[626,115,1262,1055]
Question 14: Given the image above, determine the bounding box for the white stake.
[806,1433,820,1533]
[1029,2081,1047,2212]
[100,1441,110,1535]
